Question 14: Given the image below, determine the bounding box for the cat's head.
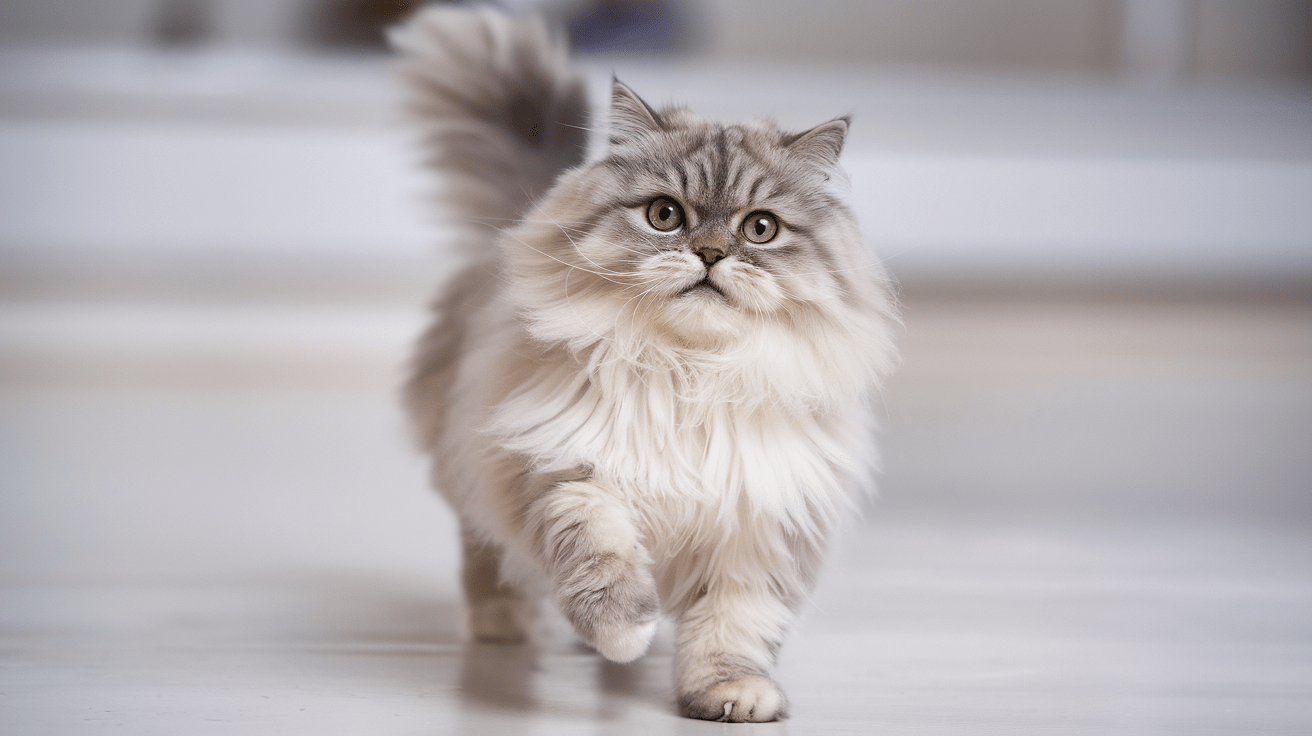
[503,80,896,383]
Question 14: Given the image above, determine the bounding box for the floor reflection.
[458,641,539,710]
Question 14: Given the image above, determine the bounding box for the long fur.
[395,7,899,723]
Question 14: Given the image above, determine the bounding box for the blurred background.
[1,1,1310,732]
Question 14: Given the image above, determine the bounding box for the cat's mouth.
[681,278,728,300]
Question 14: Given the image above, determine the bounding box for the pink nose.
[693,241,727,266]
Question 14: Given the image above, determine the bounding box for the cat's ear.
[608,78,663,145]
[785,117,849,168]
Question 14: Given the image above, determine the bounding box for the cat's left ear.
[608,78,663,145]
[785,117,849,168]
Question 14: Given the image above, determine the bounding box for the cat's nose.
[692,239,728,267]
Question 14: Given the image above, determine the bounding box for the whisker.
[500,230,629,284]
[870,244,924,266]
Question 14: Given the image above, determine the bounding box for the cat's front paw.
[678,675,788,722]
[556,553,660,663]
[590,615,658,663]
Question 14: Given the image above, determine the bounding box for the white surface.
[1,293,1310,733]
[0,301,421,358]
[848,153,1312,278]
[3,519,1308,734]
[0,122,438,255]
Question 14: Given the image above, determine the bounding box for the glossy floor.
[3,288,1310,734]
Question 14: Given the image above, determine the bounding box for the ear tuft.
[785,117,848,168]
[609,78,663,144]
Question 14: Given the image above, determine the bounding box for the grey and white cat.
[394,7,898,723]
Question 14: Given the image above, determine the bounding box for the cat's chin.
[656,289,750,346]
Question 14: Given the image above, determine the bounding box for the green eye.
[646,197,684,232]
[742,211,778,244]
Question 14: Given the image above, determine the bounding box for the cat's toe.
[468,596,531,643]
[678,675,788,722]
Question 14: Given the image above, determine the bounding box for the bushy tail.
[390,7,590,252]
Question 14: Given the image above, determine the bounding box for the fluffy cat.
[394,6,898,723]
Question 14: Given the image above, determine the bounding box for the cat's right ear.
[785,117,849,169]
[608,78,663,145]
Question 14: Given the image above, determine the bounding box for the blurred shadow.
[598,657,643,697]
[458,641,539,710]
[178,571,466,650]
[594,657,647,721]
[669,717,791,735]
[306,0,426,49]
[152,0,209,47]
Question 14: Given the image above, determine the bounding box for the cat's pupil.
[659,206,674,223]
[753,219,767,236]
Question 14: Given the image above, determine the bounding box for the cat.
[393,6,899,723]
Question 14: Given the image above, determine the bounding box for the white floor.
[2,285,1310,734]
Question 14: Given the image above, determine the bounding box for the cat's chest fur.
[487,336,874,529]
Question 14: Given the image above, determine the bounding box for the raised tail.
[390,7,590,250]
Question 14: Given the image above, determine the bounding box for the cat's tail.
[390,8,590,251]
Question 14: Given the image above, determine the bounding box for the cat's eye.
[741,211,779,244]
[645,197,684,232]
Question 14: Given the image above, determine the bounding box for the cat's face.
[505,81,880,349]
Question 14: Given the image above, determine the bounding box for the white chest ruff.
[487,348,876,532]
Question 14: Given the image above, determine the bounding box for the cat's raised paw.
[678,675,788,722]
[557,551,660,663]
[590,616,658,663]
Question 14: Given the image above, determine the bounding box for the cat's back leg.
[460,524,535,643]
